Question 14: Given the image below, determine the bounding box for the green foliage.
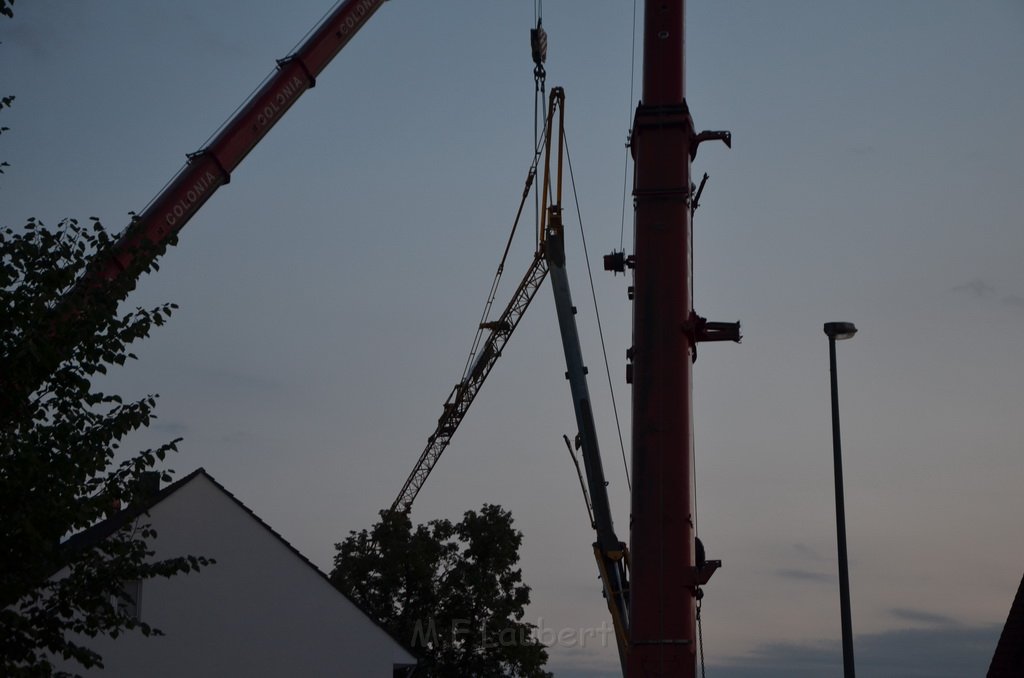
[331,505,553,678]
[0,218,210,675]
[1,95,11,175]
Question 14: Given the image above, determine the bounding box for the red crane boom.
[87,0,386,291]
[624,2,735,675]
[1,0,386,414]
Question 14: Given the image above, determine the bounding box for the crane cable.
[619,0,638,251]
[562,129,631,493]
[460,127,548,383]
[691,128,708,678]
[693,216,709,678]
[695,421,708,678]
[462,4,549,383]
[532,3,547,238]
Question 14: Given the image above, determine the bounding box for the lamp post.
[824,321,857,678]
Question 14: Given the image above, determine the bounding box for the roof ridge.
[58,467,207,556]
[57,467,419,664]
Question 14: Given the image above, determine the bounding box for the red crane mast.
[624,2,734,675]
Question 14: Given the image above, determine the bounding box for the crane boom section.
[390,88,570,513]
[390,255,549,513]
[547,220,630,669]
[88,0,386,292]
[540,88,630,670]
[0,0,386,420]
[390,85,632,667]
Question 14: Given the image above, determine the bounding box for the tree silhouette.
[332,504,552,677]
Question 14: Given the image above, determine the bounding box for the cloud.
[1001,294,1024,311]
[1,17,56,59]
[791,542,828,562]
[551,669,620,678]
[776,568,834,584]
[889,607,958,627]
[952,278,996,299]
[951,279,1024,314]
[217,429,255,445]
[151,420,188,436]
[708,623,1001,678]
[196,365,284,393]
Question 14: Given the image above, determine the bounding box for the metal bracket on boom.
[276,54,317,88]
[682,311,741,362]
[683,559,722,589]
[563,435,595,529]
[691,172,709,216]
[602,250,635,275]
[183,149,232,187]
[683,312,741,344]
[690,129,732,160]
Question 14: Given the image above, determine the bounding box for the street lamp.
[824,321,857,678]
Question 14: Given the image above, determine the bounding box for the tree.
[331,505,553,677]
[0,216,210,675]
[1,44,208,671]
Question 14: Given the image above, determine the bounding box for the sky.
[3,1,1023,675]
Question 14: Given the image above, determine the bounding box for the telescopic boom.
[85,0,386,293]
[1,0,386,415]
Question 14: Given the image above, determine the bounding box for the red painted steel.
[0,0,386,416]
[641,1,685,105]
[88,0,386,289]
[628,1,699,675]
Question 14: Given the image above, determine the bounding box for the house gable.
[55,470,416,677]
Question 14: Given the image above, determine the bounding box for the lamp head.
[824,322,858,341]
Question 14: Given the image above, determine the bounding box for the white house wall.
[56,474,415,677]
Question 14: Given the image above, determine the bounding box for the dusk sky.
[4,2,1023,675]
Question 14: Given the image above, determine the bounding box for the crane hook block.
[531,23,547,66]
